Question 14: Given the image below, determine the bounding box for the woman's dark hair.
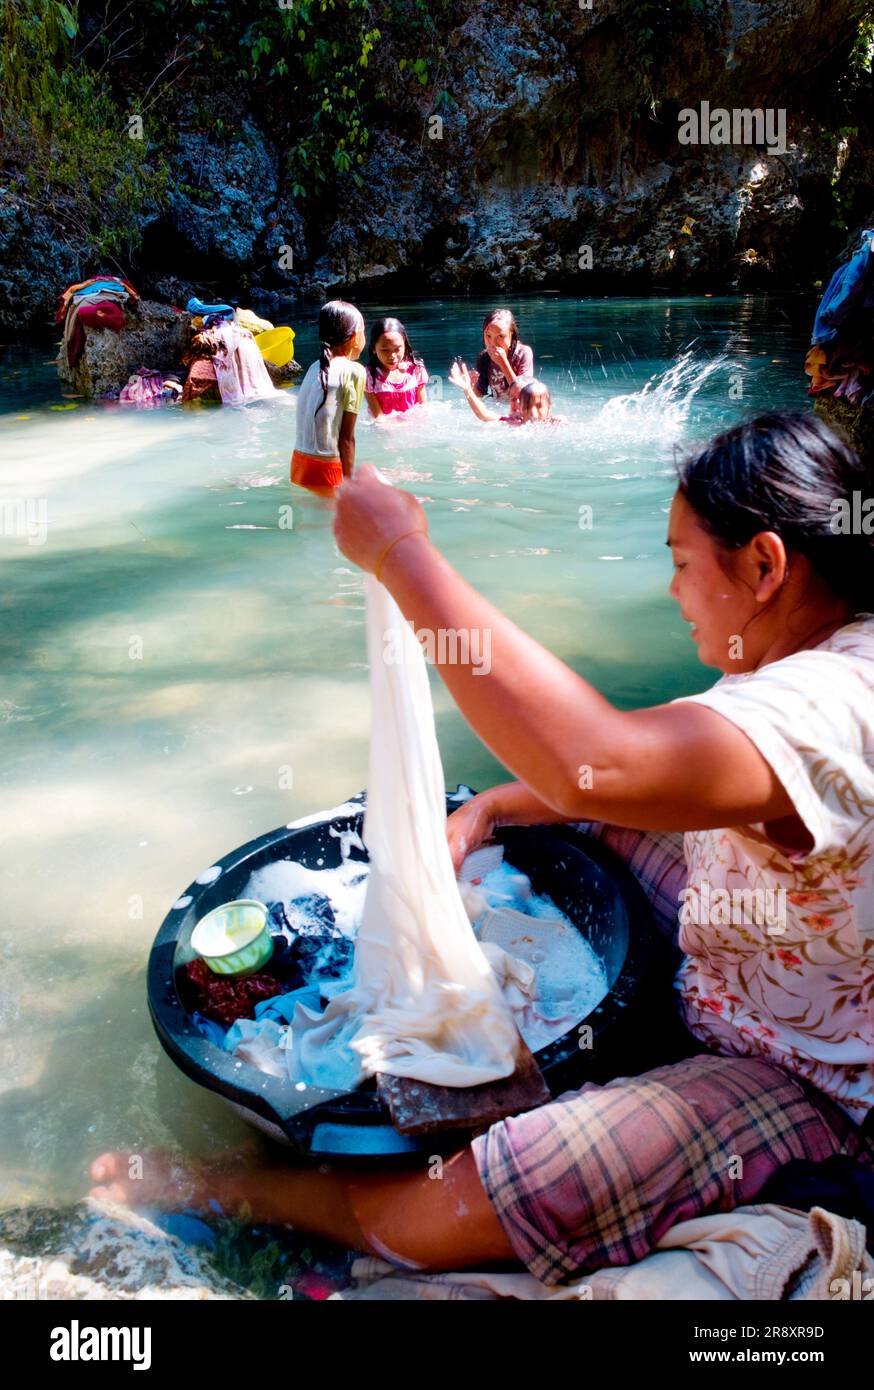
[315,300,362,417]
[677,411,874,611]
[367,316,423,378]
[475,307,522,396]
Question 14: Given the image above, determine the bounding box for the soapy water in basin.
[238,840,608,1071]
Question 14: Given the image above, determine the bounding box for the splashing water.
[595,345,735,442]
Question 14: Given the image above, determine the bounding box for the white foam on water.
[243,856,369,937]
[593,345,733,443]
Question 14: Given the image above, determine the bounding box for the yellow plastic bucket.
[257,327,296,368]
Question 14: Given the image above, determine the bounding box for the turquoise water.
[0,294,814,1205]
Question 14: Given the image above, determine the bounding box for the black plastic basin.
[147,788,662,1164]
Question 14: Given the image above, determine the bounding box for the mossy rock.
[814,397,874,469]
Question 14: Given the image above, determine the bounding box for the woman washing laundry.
[92,412,874,1282]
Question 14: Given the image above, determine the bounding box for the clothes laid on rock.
[119,368,165,406]
[64,300,126,367]
[57,276,136,369]
[183,321,280,406]
[805,229,874,405]
[55,275,138,324]
[364,359,428,414]
[672,615,874,1122]
[334,1203,874,1301]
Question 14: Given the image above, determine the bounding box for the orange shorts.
[291,450,343,490]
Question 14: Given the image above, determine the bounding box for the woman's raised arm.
[333,468,796,835]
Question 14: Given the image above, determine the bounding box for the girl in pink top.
[364,317,429,417]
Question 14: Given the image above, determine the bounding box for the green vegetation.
[161,0,382,196]
[143,0,455,197]
[616,0,711,112]
[1,0,872,271]
[0,0,169,260]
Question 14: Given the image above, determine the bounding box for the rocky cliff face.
[317,0,871,295]
[1,0,871,331]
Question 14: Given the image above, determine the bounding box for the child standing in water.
[292,300,366,495]
[471,308,534,415]
[450,363,565,424]
[365,317,429,417]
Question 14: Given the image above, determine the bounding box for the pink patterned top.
[365,359,428,414]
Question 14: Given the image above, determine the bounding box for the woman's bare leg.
[90,1145,515,1271]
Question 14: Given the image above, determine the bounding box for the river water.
[0,294,814,1208]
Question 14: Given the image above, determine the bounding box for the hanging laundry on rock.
[198,320,282,406]
[805,228,874,407]
[55,275,139,324]
[56,274,137,371]
[65,300,126,367]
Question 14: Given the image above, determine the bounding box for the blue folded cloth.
[812,229,874,346]
[191,1010,228,1048]
[187,296,235,319]
[71,278,130,301]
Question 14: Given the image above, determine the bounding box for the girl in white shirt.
[292,300,366,496]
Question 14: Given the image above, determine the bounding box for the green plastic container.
[190,899,274,977]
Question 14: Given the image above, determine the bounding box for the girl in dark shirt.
[471,308,534,414]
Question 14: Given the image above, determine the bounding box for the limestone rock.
[3,0,873,324]
[168,122,278,268]
[56,299,190,399]
[0,1198,250,1300]
[0,193,80,332]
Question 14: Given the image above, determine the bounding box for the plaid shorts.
[471,1054,860,1284]
[574,819,687,945]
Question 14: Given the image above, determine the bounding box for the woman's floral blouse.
[675,616,874,1120]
